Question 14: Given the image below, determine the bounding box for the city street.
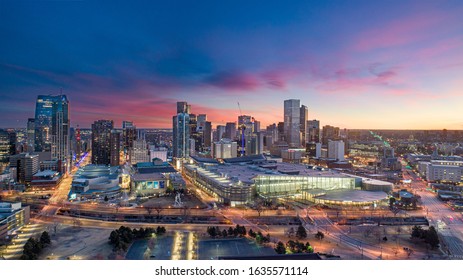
[402,161,463,258]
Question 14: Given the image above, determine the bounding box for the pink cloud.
[354,13,447,52]
[312,63,401,93]
[206,71,261,90]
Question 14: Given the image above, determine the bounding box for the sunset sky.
[1,0,463,129]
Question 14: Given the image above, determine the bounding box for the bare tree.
[145,206,154,216]
[254,199,265,217]
[154,205,163,219]
[52,222,60,235]
[72,218,82,228]
[182,205,191,222]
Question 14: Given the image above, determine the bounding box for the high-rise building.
[328,140,345,161]
[237,115,261,156]
[300,105,308,145]
[216,125,226,141]
[110,130,120,166]
[122,121,134,129]
[253,121,261,133]
[322,125,340,145]
[277,122,285,142]
[0,130,11,163]
[129,139,150,164]
[122,122,137,160]
[177,102,190,115]
[7,130,16,156]
[256,132,264,155]
[75,126,82,161]
[50,95,70,173]
[189,114,203,153]
[203,121,212,148]
[189,138,196,157]
[34,95,55,152]
[189,114,197,134]
[26,118,35,152]
[172,102,191,158]
[34,95,70,172]
[9,153,39,184]
[307,120,320,143]
[265,123,278,148]
[225,122,236,140]
[284,99,300,148]
[196,114,207,132]
[91,120,114,165]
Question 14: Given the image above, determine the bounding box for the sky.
[1,0,463,129]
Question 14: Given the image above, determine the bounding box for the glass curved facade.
[255,175,355,197]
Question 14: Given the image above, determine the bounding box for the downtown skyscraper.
[284,99,301,148]
[172,102,190,159]
[34,95,70,173]
[34,95,55,152]
[91,120,114,165]
[51,95,70,173]
[300,105,308,146]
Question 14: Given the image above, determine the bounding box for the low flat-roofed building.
[302,189,387,207]
[129,160,183,196]
[425,160,463,183]
[30,170,63,190]
[131,173,168,196]
[360,177,393,192]
[69,164,121,200]
[185,155,391,207]
[134,160,177,174]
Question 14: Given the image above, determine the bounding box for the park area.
[38,225,114,260]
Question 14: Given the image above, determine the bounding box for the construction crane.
[237,102,246,157]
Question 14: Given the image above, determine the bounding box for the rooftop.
[74,164,119,179]
[132,173,166,181]
[33,170,59,178]
[186,161,354,187]
[134,161,177,174]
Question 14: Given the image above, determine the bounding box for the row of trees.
[206,225,247,238]
[411,225,439,249]
[274,240,314,254]
[20,231,51,260]
[287,225,308,239]
[248,229,271,244]
[108,226,166,252]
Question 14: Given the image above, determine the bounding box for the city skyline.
[1,1,463,129]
